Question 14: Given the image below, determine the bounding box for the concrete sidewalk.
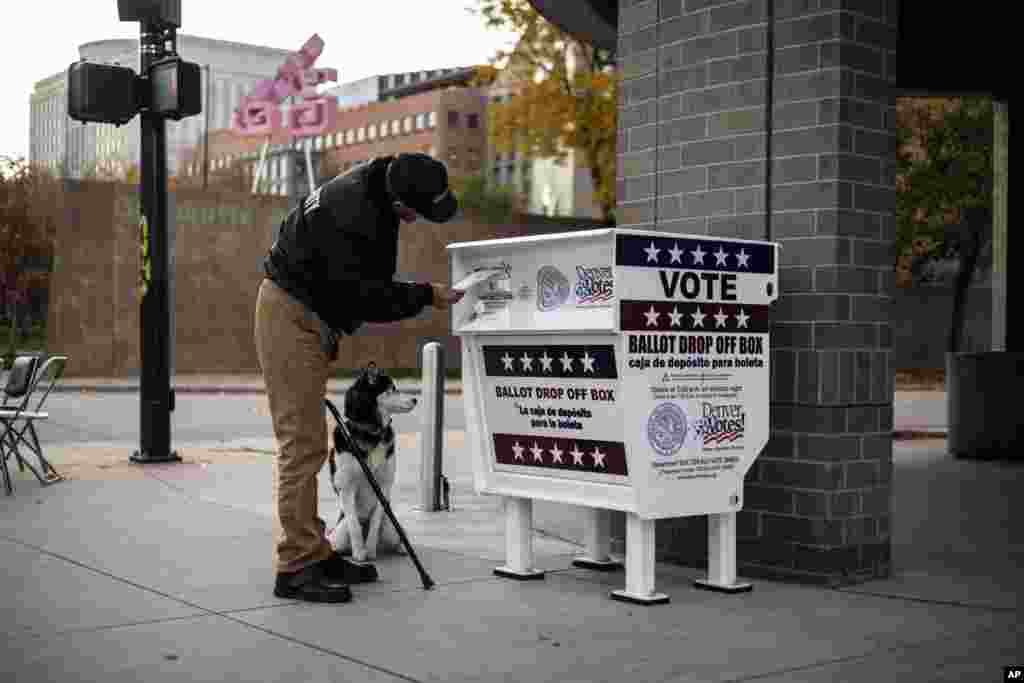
[0,436,1019,682]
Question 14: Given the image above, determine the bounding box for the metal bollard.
[419,342,445,511]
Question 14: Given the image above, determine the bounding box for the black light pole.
[131,20,179,463]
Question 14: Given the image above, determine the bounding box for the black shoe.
[324,553,379,584]
[274,562,352,603]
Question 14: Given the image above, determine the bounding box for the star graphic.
[668,242,684,264]
[570,445,585,466]
[644,241,661,263]
[691,306,707,328]
[591,447,606,469]
[714,308,729,328]
[713,246,729,266]
[539,351,554,373]
[735,308,750,328]
[519,352,534,372]
[501,353,514,371]
[549,443,564,464]
[691,245,706,265]
[512,442,525,461]
[643,305,660,327]
[530,442,545,463]
[668,306,684,327]
[736,248,751,268]
[560,352,574,372]
[582,352,597,374]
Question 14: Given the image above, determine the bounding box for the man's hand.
[430,283,465,310]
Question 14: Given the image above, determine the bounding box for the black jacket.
[263,157,434,336]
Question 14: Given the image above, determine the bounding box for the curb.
[893,430,947,440]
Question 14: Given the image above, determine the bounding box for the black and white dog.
[327,363,417,562]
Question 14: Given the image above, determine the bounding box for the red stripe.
[493,433,628,476]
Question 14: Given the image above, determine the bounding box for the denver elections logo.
[575,265,614,306]
[536,266,570,312]
[694,403,746,445]
[647,402,688,459]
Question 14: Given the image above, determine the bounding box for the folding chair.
[0,354,67,495]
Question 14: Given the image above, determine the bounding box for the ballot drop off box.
[448,228,779,604]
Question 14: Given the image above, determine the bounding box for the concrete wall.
[46,181,602,377]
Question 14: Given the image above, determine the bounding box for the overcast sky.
[1,0,518,161]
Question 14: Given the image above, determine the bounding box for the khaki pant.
[254,278,334,574]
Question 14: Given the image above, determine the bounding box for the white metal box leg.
[693,512,752,593]
[494,497,545,580]
[573,507,622,571]
[611,513,669,605]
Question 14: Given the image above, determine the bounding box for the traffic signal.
[117,0,180,27]
[67,61,140,126]
[149,57,201,120]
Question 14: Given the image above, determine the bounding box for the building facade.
[29,35,294,178]
[179,85,488,200]
[483,39,602,220]
[324,67,473,108]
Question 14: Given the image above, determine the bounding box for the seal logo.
[647,402,688,459]
[536,265,570,312]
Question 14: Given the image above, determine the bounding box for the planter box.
[946,351,1024,459]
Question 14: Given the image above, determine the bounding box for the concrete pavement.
[1,430,1019,681]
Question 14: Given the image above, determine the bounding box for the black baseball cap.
[385,152,459,223]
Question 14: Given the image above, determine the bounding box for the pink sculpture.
[233,33,339,137]
[288,98,338,137]
[233,98,284,136]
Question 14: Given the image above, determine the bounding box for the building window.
[315,136,323,151]
[347,130,355,144]
[379,123,388,138]
[467,113,480,129]
[403,116,413,133]
[395,74,405,87]
[448,111,460,127]
[415,113,425,130]
[357,127,366,142]
[368,124,377,140]
[391,120,401,135]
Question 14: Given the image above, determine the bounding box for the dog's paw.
[352,549,369,563]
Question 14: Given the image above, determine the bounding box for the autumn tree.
[0,157,60,366]
[472,0,618,223]
[896,96,994,352]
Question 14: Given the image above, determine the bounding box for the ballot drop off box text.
[448,228,779,604]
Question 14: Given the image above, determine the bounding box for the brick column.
[615,0,896,584]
